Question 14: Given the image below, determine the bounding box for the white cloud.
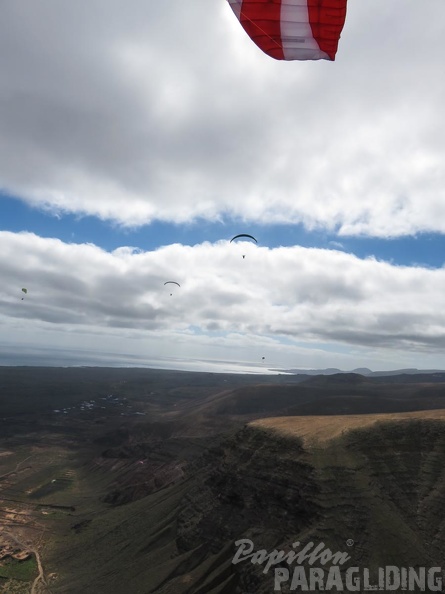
[2,231,445,370]
[1,0,445,235]
[2,0,445,371]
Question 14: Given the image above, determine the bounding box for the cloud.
[1,1,445,236]
[2,231,445,371]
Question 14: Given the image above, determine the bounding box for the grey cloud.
[2,232,445,359]
[1,1,444,232]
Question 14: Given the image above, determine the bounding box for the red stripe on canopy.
[239,0,285,60]
[307,0,347,61]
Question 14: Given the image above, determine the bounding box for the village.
[52,394,146,417]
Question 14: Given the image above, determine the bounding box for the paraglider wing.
[230,234,257,244]
[164,281,180,296]
[227,0,347,61]
[21,288,27,294]
[230,234,257,259]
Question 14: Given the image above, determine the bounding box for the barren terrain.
[1,367,445,593]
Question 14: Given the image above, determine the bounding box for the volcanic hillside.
[47,415,445,593]
[2,368,445,593]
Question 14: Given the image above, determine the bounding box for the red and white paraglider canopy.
[227,0,348,61]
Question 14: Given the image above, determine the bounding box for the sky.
[1,0,445,374]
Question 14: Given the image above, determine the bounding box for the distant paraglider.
[230,234,258,259]
[164,281,180,296]
[230,234,257,244]
[21,288,27,300]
